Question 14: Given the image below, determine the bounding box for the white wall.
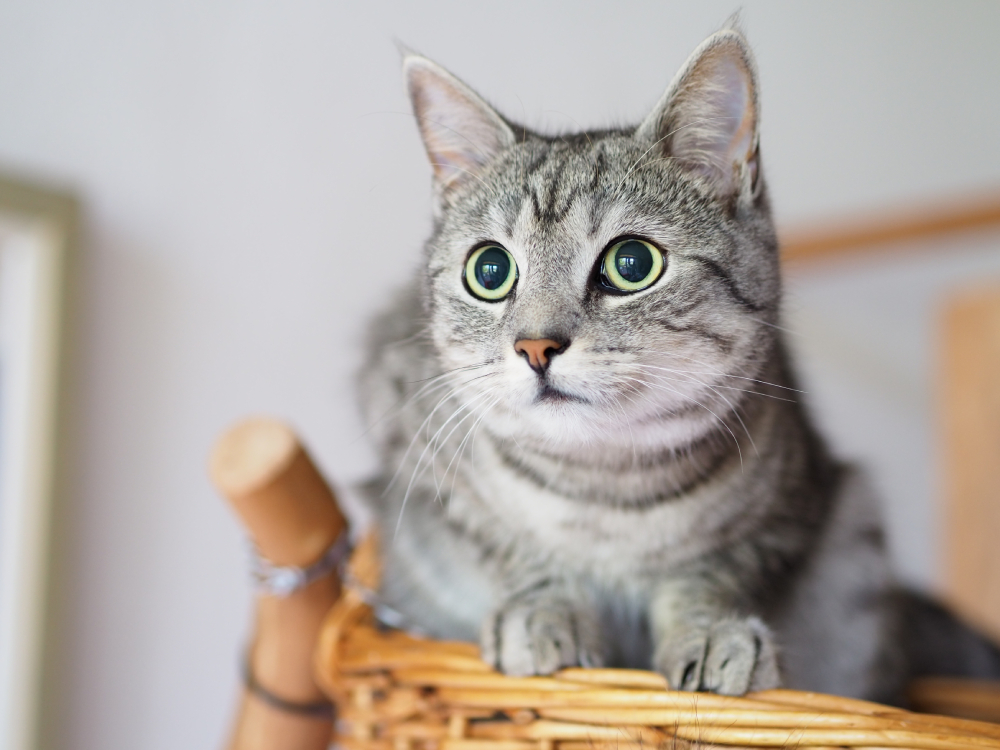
[1,2,999,747]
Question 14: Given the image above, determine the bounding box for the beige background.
[1,1,999,748]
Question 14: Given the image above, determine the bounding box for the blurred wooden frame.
[0,175,77,750]
[942,286,1000,642]
[780,189,1000,264]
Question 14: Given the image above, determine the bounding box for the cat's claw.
[654,616,780,695]
[481,602,600,677]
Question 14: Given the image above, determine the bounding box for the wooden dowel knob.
[211,417,347,750]
[210,417,346,566]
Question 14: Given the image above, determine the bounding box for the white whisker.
[633,368,759,458]
[384,371,495,494]
[617,374,744,471]
[358,361,491,442]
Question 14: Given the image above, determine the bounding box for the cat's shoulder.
[357,280,440,445]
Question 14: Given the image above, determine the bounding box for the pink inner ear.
[410,73,481,181]
[668,47,756,192]
[681,55,752,156]
[713,57,755,163]
[406,59,513,187]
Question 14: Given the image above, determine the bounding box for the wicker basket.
[314,534,1000,750]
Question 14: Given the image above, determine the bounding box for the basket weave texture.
[315,535,1000,750]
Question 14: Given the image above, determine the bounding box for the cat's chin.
[487,391,722,459]
[534,384,587,404]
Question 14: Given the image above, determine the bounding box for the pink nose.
[514,338,565,374]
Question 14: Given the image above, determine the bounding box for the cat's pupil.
[615,241,653,282]
[475,247,510,290]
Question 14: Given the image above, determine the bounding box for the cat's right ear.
[636,28,760,201]
[404,54,515,193]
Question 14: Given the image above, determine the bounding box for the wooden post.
[210,417,347,750]
[941,285,1000,642]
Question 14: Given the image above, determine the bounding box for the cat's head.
[406,28,781,456]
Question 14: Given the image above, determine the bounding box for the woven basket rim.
[314,534,1000,750]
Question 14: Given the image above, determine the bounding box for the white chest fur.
[446,433,763,588]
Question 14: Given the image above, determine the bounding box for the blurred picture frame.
[0,175,76,750]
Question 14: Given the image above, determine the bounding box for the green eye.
[465,244,517,301]
[600,238,664,293]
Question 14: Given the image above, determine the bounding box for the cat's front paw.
[481,601,601,677]
[654,616,779,695]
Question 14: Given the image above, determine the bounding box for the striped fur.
[354,28,994,701]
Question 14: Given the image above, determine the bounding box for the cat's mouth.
[534,383,587,404]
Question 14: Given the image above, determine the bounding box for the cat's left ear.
[636,29,760,200]
[404,54,516,192]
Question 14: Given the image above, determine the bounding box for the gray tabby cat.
[356,27,1000,701]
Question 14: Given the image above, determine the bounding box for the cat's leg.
[480,582,604,677]
[650,577,780,695]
